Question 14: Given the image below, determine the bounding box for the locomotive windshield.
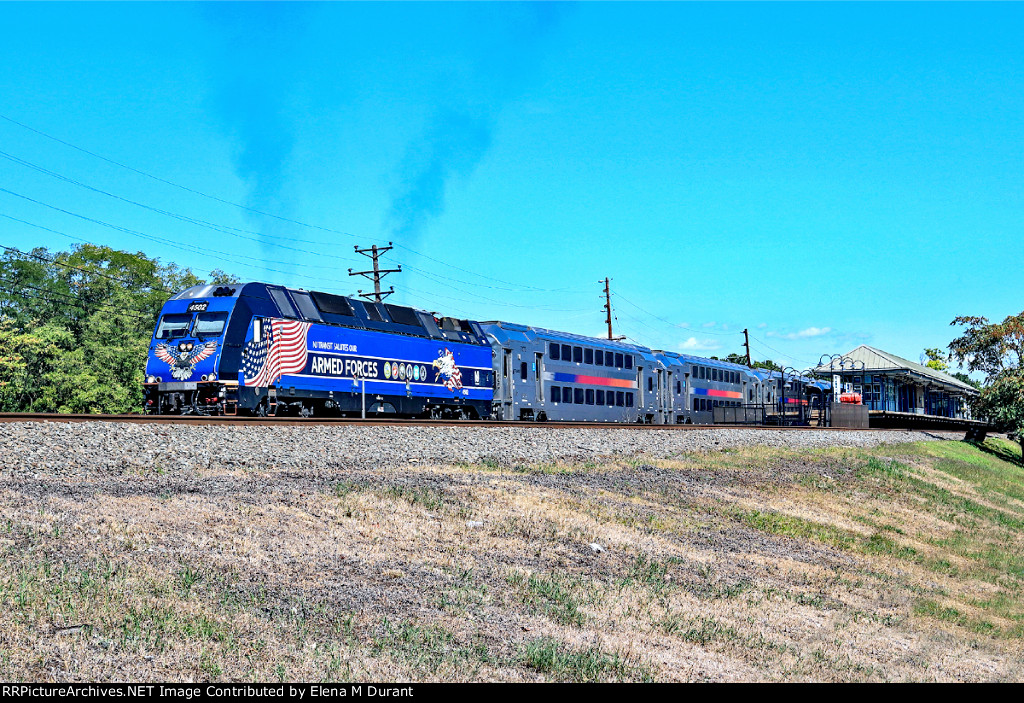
[193,312,228,337]
[155,313,191,340]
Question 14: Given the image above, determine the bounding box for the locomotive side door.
[501,348,513,419]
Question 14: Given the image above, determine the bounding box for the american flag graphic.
[241,318,311,387]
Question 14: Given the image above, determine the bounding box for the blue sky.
[0,2,1021,371]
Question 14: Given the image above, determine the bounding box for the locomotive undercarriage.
[145,382,486,419]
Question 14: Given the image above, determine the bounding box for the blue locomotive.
[143,283,493,418]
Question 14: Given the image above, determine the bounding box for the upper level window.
[625,355,633,369]
[595,350,604,366]
[615,353,624,368]
[584,348,594,365]
[561,344,571,361]
[573,347,583,363]
[550,343,560,361]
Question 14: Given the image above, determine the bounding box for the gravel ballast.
[0,422,957,477]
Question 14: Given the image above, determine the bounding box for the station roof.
[813,345,980,396]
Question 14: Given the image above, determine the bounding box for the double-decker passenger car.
[479,321,654,422]
[144,283,493,417]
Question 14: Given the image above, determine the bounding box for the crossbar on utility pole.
[348,242,401,303]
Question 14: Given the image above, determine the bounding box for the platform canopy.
[813,345,979,397]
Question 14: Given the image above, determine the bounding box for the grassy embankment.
[1,436,1023,681]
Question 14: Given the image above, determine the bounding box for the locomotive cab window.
[192,312,228,338]
[156,314,192,340]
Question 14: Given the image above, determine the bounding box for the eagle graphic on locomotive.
[143,282,826,422]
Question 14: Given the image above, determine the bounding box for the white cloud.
[679,337,722,352]
[767,326,833,340]
[702,321,717,328]
[757,322,768,329]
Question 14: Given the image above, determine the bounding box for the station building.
[813,345,979,419]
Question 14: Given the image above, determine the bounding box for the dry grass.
[1,434,1023,681]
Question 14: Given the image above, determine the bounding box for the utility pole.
[743,328,752,367]
[600,278,625,341]
[348,243,401,303]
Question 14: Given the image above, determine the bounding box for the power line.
[0,192,360,293]
[0,112,592,295]
[0,242,175,294]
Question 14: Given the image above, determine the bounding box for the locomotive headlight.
[207,373,216,382]
[201,374,208,382]
[146,375,157,384]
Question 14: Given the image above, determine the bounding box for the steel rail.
[0,412,919,431]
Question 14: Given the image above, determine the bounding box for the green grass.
[372,617,492,677]
[521,637,651,682]
[506,570,593,627]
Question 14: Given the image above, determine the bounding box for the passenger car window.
[563,386,572,402]
[625,355,633,369]
[550,343,560,360]
[584,348,593,365]
[616,391,624,407]
[561,344,571,361]
[520,362,528,381]
[586,389,594,405]
[595,350,604,366]
[573,347,583,363]
[574,388,584,404]
[626,393,634,407]
[156,314,191,340]
[551,386,561,403]
[596,390,605,405]
[615,353,624,368]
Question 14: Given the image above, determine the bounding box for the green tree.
[922,347,950,372]
[0,243,225,413]
[949,312,1024,456]
[751,359,783,372]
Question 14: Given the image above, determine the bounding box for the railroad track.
[0,412,897,431]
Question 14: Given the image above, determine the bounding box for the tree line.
[0,243,235,413]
